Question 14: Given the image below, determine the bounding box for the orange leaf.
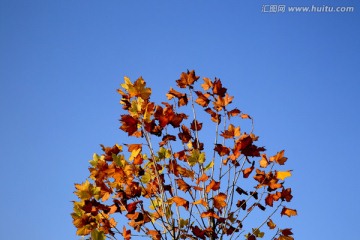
[206,179,220,193]
[193,198,208,208]
[147,229,161,240]
[201,77,213,91]
[123,226,131,240]
[213,193,227,210]
[267,219,276,229]
[201,210,220,219]
[172,196,189,210]
[270,150,288,165]
[259,154,269,168]
[281,207,297,217]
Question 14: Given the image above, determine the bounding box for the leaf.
[212,78,227,97]
[241,113,251,119]
[206,179,220,193]
[179,218,189,228]
[120,115,139,136]
[213,193,227,210]
[276,170,292,181]
[201,210,220,219]
[187,149,205,166]
[190,119,203,131]
[205,108,221,123]
[166,88,188,107]
[236,187,248,195]
[193,198,208,207]
[176,179,191,192]
[220,124,240,139]
[176,70,200,88]
[267,219,276,229]
[227,108,241,119]
[201,77,213,91]
[252,228,264,238]
[270,150,288,165]
[197,173,209,185]
[147,229,161,240]
[74,180,100,200]
[281,207,297,217]
[259,154,269,168]
[172,196,189,210]
[204,160,214,171]
[242,162,255,178]
[123,226,131,240]
[195,91,211,107]
[91,229,105,240]
[214,144,230,156]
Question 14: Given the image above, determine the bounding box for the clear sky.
[1,0,359,239]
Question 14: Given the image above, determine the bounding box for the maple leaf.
[74,180,100,200]
[281,207,297,217]
[213,193,227,210]
[201,77,213,91]
[159,134,176,147]
[214,144,230,156]
[212,78,227,97]
[131,77,152,100]
[270,150,288,165]
[205,108,221,123]
[176,70,200,88]
[227,108,241,119]
[195,91,211,107]
[220,124,240,139]
[120,115,139,136]
[281,188,293,202]
[166,88,188,107]
[190,119,203,131]
[178,125,192,143]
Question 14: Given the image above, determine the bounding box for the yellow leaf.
[276,170,292,180]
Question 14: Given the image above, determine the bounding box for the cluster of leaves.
[72,70,296,240]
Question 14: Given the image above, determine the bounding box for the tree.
[71,70,296,240]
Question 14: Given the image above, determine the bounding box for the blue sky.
[0,0,359,239]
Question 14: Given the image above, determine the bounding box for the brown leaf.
[176,70,200,88]
[120,115,139,136]
[214,144,230,156]
[190,119,203,131]
[176,179,191,192]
